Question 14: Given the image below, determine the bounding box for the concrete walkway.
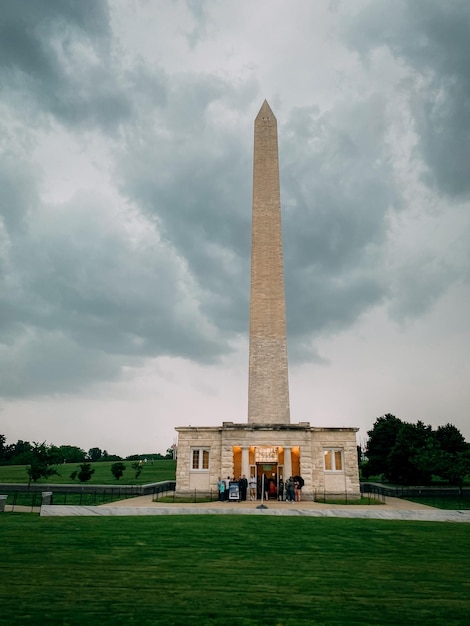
[3,505,40,513]
[106,493,431,510]
[39,494,470,522]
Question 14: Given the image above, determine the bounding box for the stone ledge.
[40,505,470,522]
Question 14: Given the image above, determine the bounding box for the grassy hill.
[0,459,176,485]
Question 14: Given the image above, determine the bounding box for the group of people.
[217,474,304,502]
[283,475,304,502]
[270,475,304,502]
[217,475,252,501]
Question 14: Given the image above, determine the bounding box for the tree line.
[0,436,174,466]
[362,414,470,488]
[0,435,174,485]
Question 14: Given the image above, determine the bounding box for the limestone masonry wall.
[175,426,360,499]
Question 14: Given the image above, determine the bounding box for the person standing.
[294,475,304,502]
[249,475,257,500]
[217,476,225,502]
[239,474,248,501]
[264,477,271,501]
[224,476,231,501]
[285,476,295,502]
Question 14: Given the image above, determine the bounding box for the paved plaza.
[38,494,470,522]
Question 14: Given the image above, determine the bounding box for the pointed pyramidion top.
[255,99,277,124]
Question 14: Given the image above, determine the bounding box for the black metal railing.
[152,486,216,503]
[5,482,467,511]
[312,488,385,504]
[0,480,177,512]
[360,482,470,509]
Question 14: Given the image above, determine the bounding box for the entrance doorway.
[256,463,279,500]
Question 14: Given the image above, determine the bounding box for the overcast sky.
[1,0,469,456]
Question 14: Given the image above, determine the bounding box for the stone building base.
[175,422,360,500]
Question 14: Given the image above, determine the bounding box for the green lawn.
[0,459,176,485]
[1,515,469,625]
[406,495,470,510]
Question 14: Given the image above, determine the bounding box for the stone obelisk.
[248,100,290,425]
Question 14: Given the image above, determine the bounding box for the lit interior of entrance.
[257,463,279,499]
[252,448,283,499]
[233,445,296,499]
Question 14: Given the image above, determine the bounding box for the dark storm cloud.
[115,76,255,336]
[4,0,459,399]
[0,0,257,397]
[0,185,227,397]
[346,0,470,198]
[0,1,233,397]
[117,81,399,364]
[0,0,403,397]
[0,148,38,234]
[0,329,124,397]
[0,0,132,131]
[281,101,397,354]
[184,0,210,48]
[0,126,41,343]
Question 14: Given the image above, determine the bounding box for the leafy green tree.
[420,424,470,490]
[434,424,468,454]
[9,440,33,465]
[60,445,86,463]
[363,414,403,478]
[102,451,122,462]
[26,442,59,487]
[77,463,95,482]
[49,445,86,464]
[111,462,126,480]
[366,416,469,486]
[0,434,6,463]
[443,450,470,491]
[132,461,142,478]
[87,447,103,462]
[387,421,433,485]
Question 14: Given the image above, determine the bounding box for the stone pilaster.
[241,446,250,477]
[283,446,292,479]
[221,429,234,480]
[299,445,313,497]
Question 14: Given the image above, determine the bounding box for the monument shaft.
[174,100,361,501]
[248,101,290,424]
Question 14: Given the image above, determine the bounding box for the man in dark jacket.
[239,474,248,501]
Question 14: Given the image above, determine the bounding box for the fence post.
[41,491,53,506]
[0,495,7,512]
